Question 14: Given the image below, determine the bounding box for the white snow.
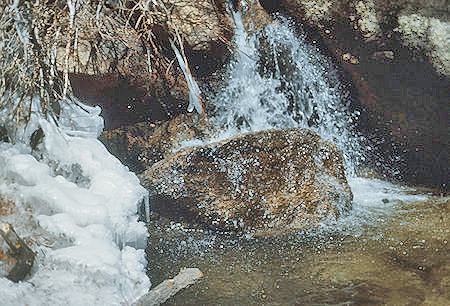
[0,97,151,305]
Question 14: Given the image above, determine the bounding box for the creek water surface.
[147,180,449,305]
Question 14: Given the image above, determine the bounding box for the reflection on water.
[147,179,449,305]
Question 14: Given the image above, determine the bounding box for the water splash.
[210,12,364,175]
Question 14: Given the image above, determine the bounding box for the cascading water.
[210,11,365,175]
[147,6,446,305]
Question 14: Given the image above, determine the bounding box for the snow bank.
[0,98,150,305]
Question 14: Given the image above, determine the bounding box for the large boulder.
[140,128,353,234]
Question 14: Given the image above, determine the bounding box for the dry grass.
[0,0,230,141]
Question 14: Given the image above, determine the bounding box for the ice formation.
[170,39,204,115]
[0,97,150,305]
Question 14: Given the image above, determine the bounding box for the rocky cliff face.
[262,0,449,77]
[140,128,353,234]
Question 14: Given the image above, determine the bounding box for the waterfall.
[210,11,365,175]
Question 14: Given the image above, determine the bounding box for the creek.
[148,180,448,305]
[145,10,449,305]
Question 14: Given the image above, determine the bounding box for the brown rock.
[154,0,233,52]
[262,0,449,75]
[140,128,352,233]
[0,197,18,279]
[100,113,215,173]
[0,223,35,282]
[238,0,274,35]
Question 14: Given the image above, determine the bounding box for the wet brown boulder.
[140,128,353,234]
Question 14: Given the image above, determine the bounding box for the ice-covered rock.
[0,98,151,305]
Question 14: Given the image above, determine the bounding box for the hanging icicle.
[169,39,205,116]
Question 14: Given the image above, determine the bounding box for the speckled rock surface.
[262,0,449,76]
[397,8,450,77]
[140,128,353,233]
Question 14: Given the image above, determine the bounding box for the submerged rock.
[140,128,352,233]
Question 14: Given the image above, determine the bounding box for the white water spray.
[210,12,364,175]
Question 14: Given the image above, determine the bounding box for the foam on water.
[336,177,428,230]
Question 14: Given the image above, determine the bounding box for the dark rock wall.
[259,0,449,191]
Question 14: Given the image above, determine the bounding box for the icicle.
[146,49,152,77]
[169,39,204,115]
[144,193,150,223]
[96,2,102,23]
[67,0,77,26]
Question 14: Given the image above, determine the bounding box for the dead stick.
[133,268,203,306]
[0,223,35,282]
